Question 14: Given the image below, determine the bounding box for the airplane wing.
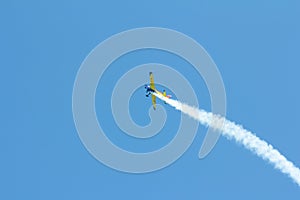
[149,72,155,90]
[149,72,156,110]
[151,94,156,110]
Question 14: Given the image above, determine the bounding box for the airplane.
[144,72,172,110]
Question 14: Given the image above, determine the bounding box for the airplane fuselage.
[145,85,155,97]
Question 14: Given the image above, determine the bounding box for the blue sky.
[2,0,300,199]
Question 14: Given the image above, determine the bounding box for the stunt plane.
[145,72,172,110]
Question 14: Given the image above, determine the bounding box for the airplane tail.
[163,90,167,104]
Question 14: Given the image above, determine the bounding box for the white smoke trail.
[153,92,300,187]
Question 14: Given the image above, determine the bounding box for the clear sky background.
[1,0,300,199]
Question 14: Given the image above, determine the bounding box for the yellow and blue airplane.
[145,72,171,110]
